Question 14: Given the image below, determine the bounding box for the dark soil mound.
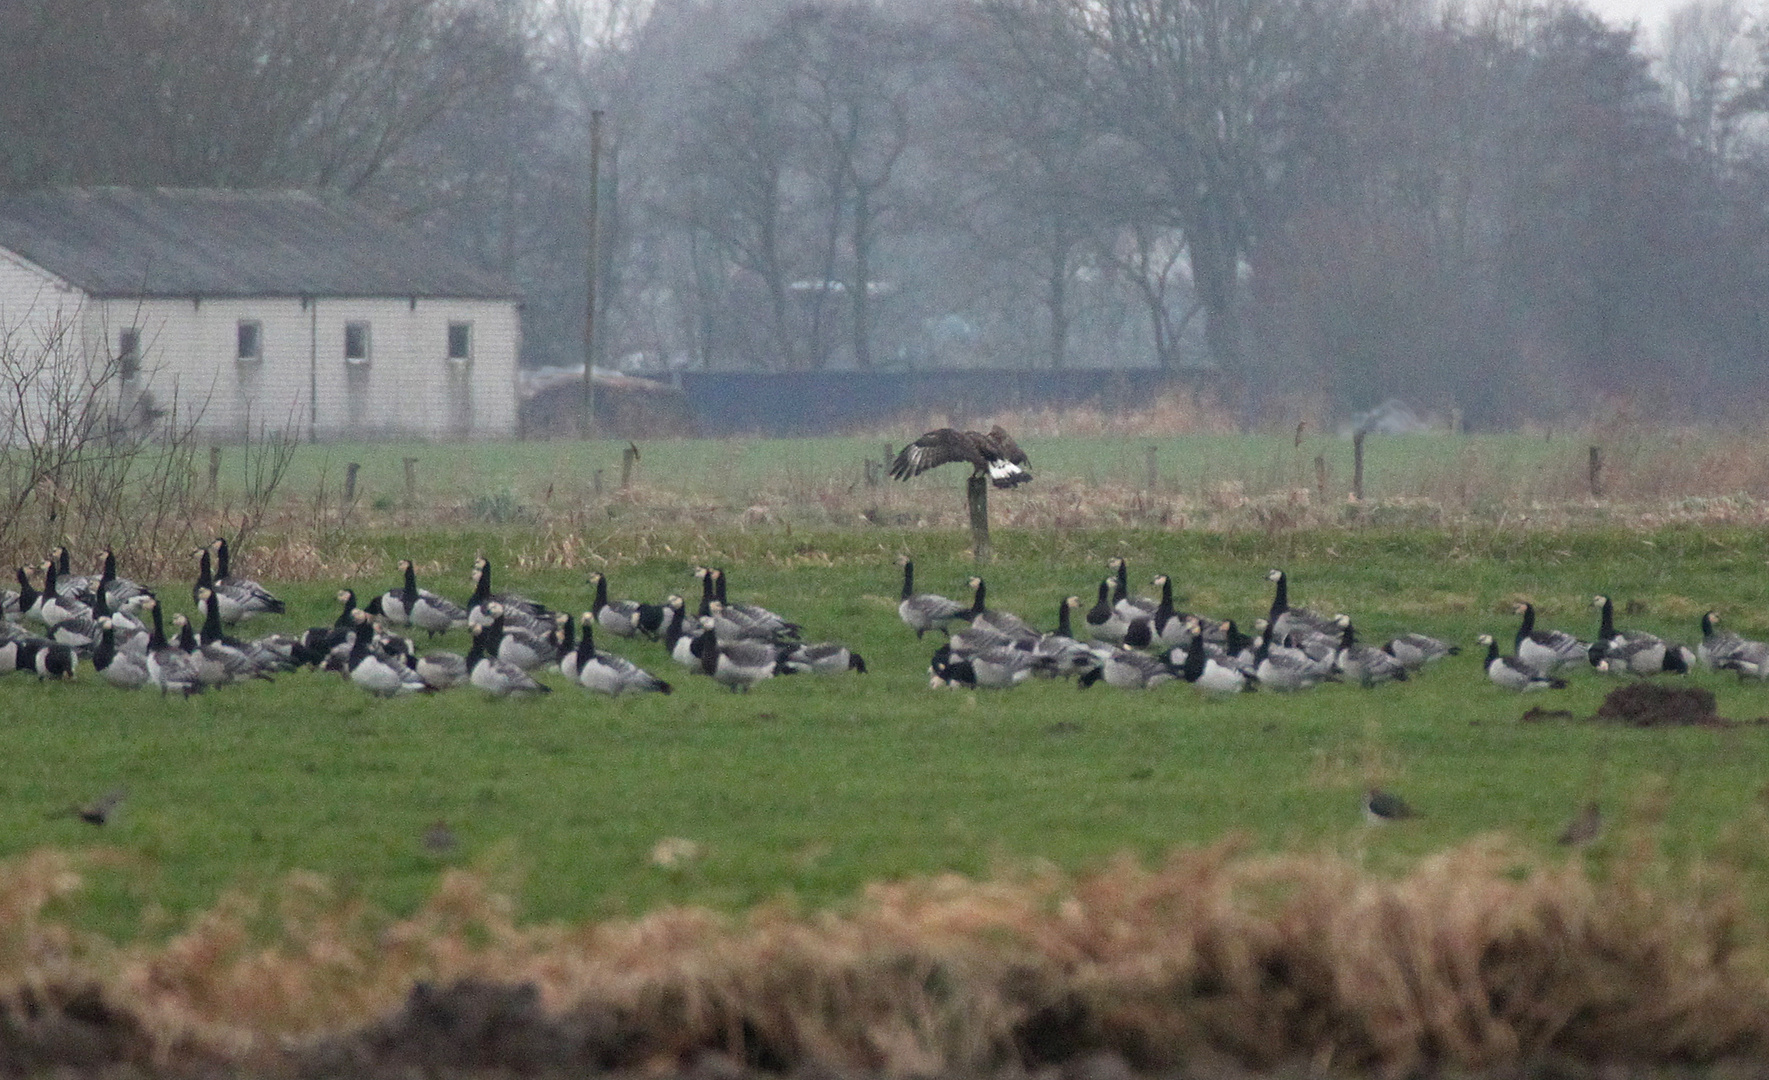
[302,977,649,1078]
[1593,683,1728,727]
[0,984,149,1077]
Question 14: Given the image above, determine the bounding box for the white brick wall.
[2,236,520,443]
[85,295,519,442]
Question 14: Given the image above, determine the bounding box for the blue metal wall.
[677,368,1200,436]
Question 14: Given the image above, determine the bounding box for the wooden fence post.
[208,446,221,496]
[593,468,604,497]
[620,442,639,488]
[1352,432,1366,503]
[1588,446,1603,498]
[1144,445,1159,489]
[344,461,360,503]
[1314,455,1327,502]
[403,457,418,505]
[967,475,991,564]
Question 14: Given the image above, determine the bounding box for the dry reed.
[3,831,1767,1078]
[9,404,1769,580]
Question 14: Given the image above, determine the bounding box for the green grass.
[5,525,1769,942]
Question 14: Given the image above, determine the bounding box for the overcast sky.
[1586,0,1676,41]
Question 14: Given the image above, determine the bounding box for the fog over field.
[6,0,1769,431]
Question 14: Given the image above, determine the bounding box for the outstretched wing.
[890,429,981,480]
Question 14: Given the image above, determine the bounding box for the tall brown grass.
[868,388,1244,439]
[3,833,1767,1077]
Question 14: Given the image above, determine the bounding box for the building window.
[344,321,371,365]
[447,321,472,363]
[237,320,262,362]
[117,327,140,381]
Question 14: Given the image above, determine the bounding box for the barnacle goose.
[139,597,201,696]
[48,547,96,602]
[1381,631,1460,671]
[1480,633,1567,690]
[1587,594,1662,667]
[465,625,550,697]
[574,616,673,695]
[92,618,150,690]
[1251,620,1336,692]
[1512,603,1588,675]
[1696,611,1755,672]
[199,587,296,677]
[1032,596,1102,678]
[15,567,47,626]
[779,641,867,675]
[208,538,285,620]
[414,650,470,691]
[1265,569,1337,642]
[1079,646,1180,690]
[1178,617,1254,694]
[1083,579,1151,646]
[695,617,780,692]
[1148,574,1192,646]
[379,559,468,638]
[963,576,1039,639]
[930,642,1035,689]
[1107,558,1159,622]
[346,613,424,696]
[466,558,552,633]
[37,560,90,629]
[662,597,706,667]
[1332,615,1409,687]
[588,572,666,639]
[896,557,971,638]
[96,548,148,608]
[712,568,801,641]
[480,604,562,671]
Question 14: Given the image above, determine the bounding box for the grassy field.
[212,426,1769,518]
[5,523,1769,945]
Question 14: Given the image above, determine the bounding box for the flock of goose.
[902,556,1769,693]
[3,541,1764,701]
[0,541,863,698]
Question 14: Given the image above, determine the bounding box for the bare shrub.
[858,388,1242,440]
[0,308,207,578]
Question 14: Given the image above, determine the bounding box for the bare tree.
[1658,0,1758,166]
[0,0,522,194]
[985,0,1324,389]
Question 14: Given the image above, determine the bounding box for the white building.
[0,187,521,442]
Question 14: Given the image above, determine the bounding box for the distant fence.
[677,368,1209,436]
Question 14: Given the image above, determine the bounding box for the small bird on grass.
[422,820,459,855]
[1364,787,1418,823]
[48,788,128,826]
[1557,801,1603,846]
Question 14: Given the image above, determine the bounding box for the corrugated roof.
[0,187,518,300]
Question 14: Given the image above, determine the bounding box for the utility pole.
[580,108,604,441]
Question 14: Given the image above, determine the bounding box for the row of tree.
[4,0,1768,424]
